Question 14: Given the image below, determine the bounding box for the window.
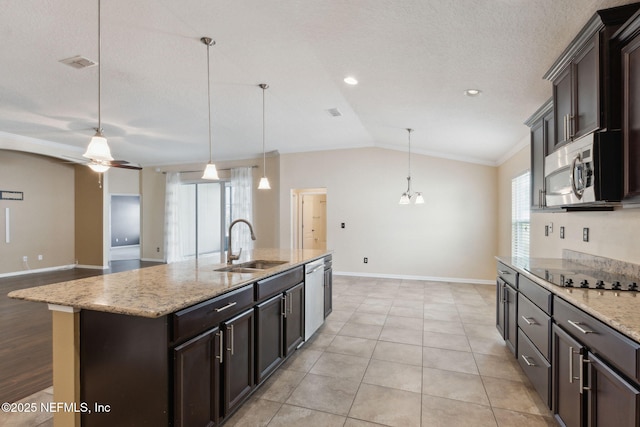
[512,171,530,259]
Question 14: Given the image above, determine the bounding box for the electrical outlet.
[548,222,553,233]
[560,227,565,239]
[363,257,368,264]
[157,247,160,253]
[545,225,549,236]
[341,223,345,229]
[38,254,43,261]
[583,227,589,242]
[22,256,28,262]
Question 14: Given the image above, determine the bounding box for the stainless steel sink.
[215,260,287,273]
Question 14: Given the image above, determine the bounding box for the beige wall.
[74,166,107,268]
[0,150,75,275]
[279,147,499,282]
[496,138,530,257]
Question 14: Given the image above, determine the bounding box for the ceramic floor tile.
[325,335,377,358]
[467,335,512,357]
[362,358,422,393]
[378,325,423,346]
[423,302,458,313]
[423,330,471,352]
[344,418,388,427]
[421,394,497,427]
[384,315,423,331]
[356,304,391,315]
[371,341,422,366]
[268,404,346,427]
[492,408,556,427]
[422,367,490,405]
[333,301,361,311]
[362,297,394,306]
[309,352,370,381]
[388,306,424,319]
[302,332,336,351]
[391,299,424,310]
[338,322,383,340]
[349,312,387,326]
[422,347,479,374]
[475,353,527,382]
[482,376,549,415]
[423,309,461,322]
[253,368,306,403]
[459,311,497,325]
[326,309,355,322]
[348,383,421,427]
[423,319,467,336]
[281,348,323,373]
[317,319,346,335]
[222,397,281,427]
[286,373,360,416]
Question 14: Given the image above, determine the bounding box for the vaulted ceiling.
[0,0,636,167]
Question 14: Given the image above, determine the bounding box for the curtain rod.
[160,165,258,174]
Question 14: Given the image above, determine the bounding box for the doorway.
[110,194,141,261]
[291,188,327,250]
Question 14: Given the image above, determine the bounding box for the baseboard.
[333,271,495,285]
[0,264,77,279]
[75,264,109,270]
[140,257,165,262]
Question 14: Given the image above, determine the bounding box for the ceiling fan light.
[258,176,271,190]
[83,133,113,162]
[202,163,220,180]
[399,193,411,205]
[88,163,110,173]
[414,192,425,204]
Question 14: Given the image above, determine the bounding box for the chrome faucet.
[227,219,256,265]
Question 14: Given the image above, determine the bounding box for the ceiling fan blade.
[112,163,142,170]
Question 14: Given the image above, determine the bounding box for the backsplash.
[563,249,640,278]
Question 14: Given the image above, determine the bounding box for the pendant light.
[399,128,424,205]
[257,83,271,190]
[201,37,219,180]
[83,0,114,172]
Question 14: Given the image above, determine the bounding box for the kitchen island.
[9,248,332,427]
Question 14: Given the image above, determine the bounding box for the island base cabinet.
[587,352,640,427]
[285,282,304,356]
[222,308,255,417]
[255,295,284,384]
[173,328,220,427]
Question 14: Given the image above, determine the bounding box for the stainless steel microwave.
[544,131,622,208]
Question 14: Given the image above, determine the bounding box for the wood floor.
[0,260,163,403]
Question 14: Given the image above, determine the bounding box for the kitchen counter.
[497,256,640,343]
[8,248,330,318]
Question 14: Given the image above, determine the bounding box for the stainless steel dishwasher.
[304,258,325,340]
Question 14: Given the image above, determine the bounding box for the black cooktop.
[526,267,639,292]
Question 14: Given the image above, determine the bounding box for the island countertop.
[8,248,330,318]
[497,256,640,343]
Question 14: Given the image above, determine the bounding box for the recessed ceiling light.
[464,89,482,97]
[344,76,358,85]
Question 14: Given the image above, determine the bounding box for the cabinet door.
[531,120,545,209]
[544,108,556,157]
[554,65,573,148]
[574,33,600,139]
[222,308,254,416]
[496,279,506,339]
[623,36,640,199]
[552,324,585,427]
[173,327,220,427]
[255,294,284,384]
[587,352,640,427]
[285,282,305,356]
[505,284,517,356]
[324,267,332,318]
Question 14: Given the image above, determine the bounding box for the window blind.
[511,172,531,259]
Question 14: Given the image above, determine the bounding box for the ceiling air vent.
[59,55,98,69]
[326,108,343,117]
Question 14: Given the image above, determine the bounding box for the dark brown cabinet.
[544,4,640,151]
[284,282,304,356]
[323,256,333,318]
[616,10,640,201]
[526,99,554,209]
[496,277,517,356]
[173,328,220,427]
[222,308,254,416]
[552,324,585,427]
[255,294,284,384]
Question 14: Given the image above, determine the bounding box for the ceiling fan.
[61,154,142,171]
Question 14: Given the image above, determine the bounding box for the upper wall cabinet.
[615,10,640,202]
[525,99,554,210]
[543,3,640,152]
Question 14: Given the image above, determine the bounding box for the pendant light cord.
[407,128,413,193]
[262,85,266,172]
[97,0,102,131]
[206,41,212,163]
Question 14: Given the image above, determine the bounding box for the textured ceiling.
[0,0,637,167]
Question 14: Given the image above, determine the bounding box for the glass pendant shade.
[414,192,425,204]
[88,163,110,173]
[399,193,411,204]
[258,176,271,189]
[84,132,113,162]
[202,163,219,180]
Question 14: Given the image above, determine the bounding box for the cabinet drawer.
[518,329,550,408]
[255,266,303,302]
[173,285,254,343]
[518,294,551,361]
[554,297,640,383]
[519,275,552,315]
[497,262,517,288]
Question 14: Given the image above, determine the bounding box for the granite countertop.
[8,248,330,318]
[497,255,640,343]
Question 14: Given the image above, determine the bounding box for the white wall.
[279,147,498,282]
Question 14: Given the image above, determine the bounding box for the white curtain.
[164,172,185,264]
[230,167,254,257]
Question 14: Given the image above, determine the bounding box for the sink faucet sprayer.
[227,219,256,265]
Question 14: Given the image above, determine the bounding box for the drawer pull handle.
[215,301,237,313]
[498,270,510,275]
[216,330,223,364]
[568,320,595,334]
[521,354,536,367]
[521,316,537,326]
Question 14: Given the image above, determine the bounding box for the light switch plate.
[583,228,589,242]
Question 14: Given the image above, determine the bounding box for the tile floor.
[0,275,556,427]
